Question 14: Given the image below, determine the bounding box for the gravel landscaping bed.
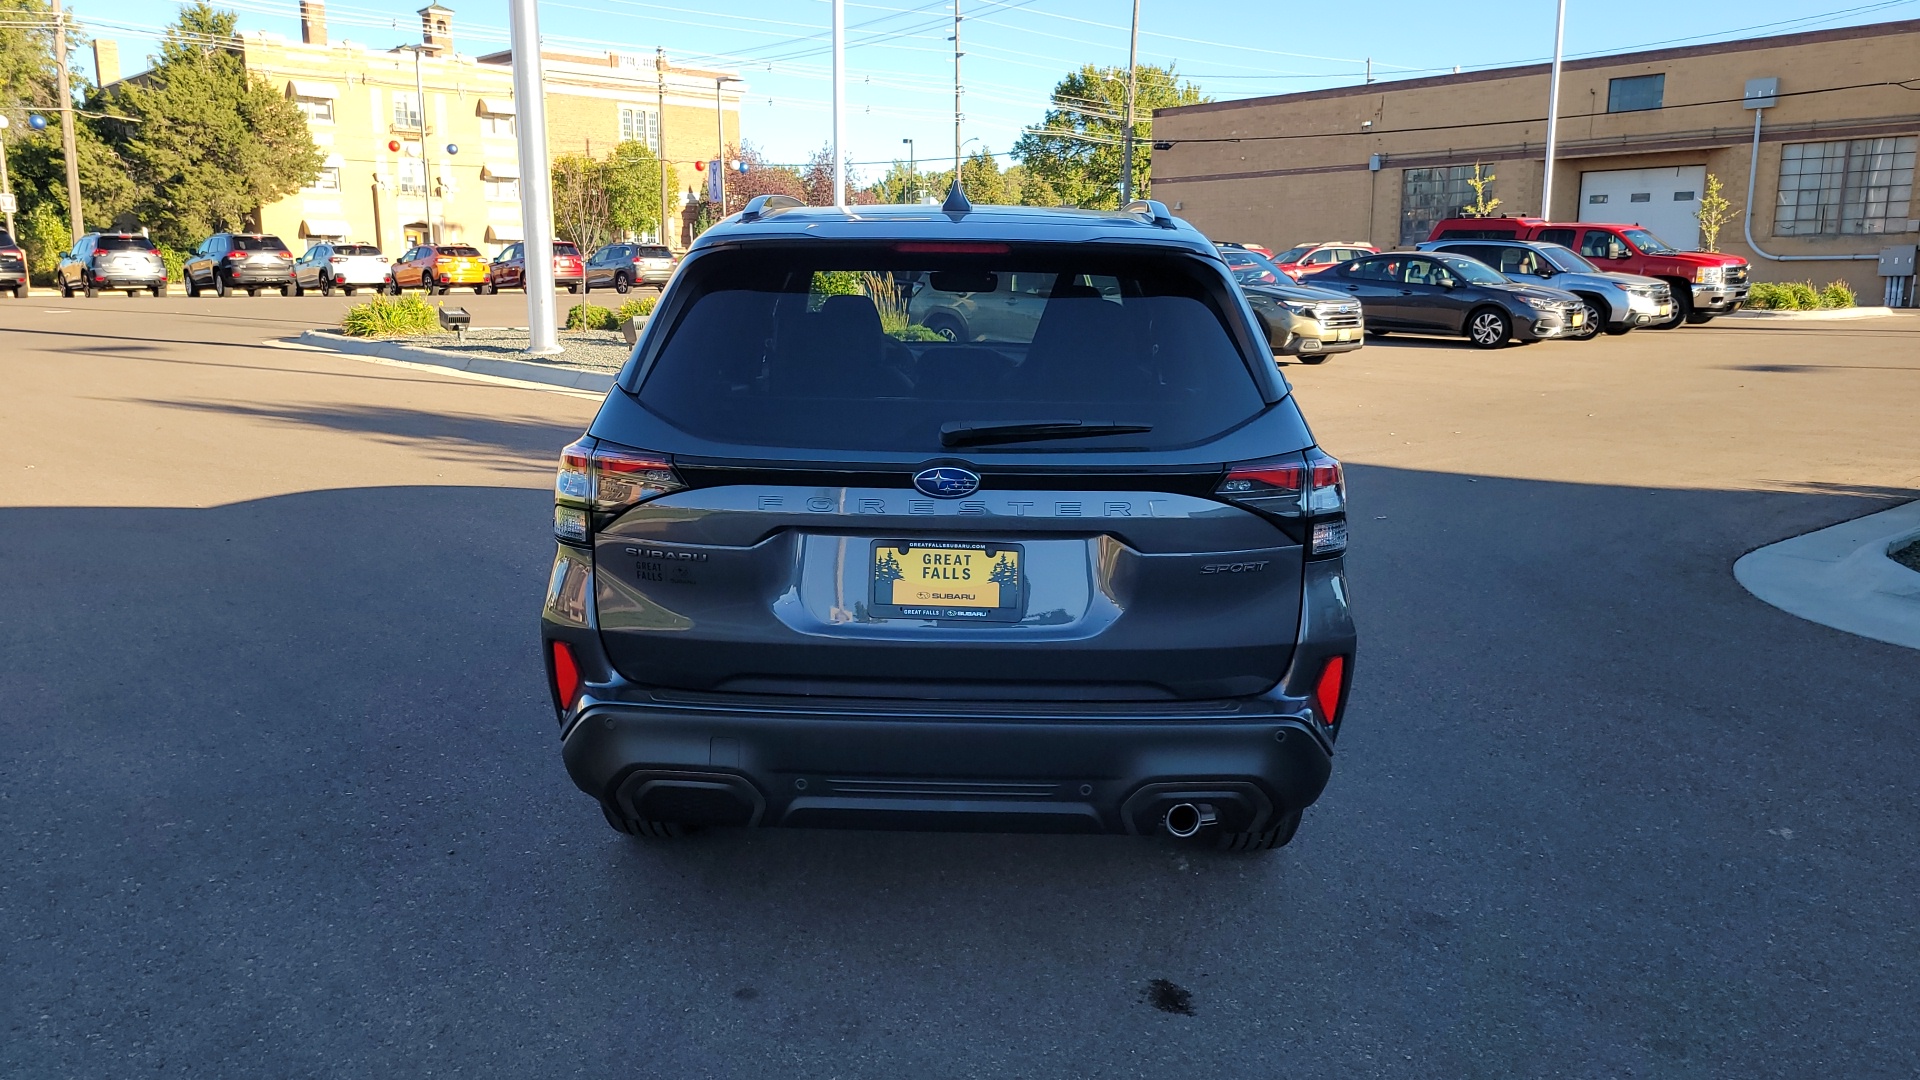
[391,327,632,372]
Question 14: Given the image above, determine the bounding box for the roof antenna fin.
[942,177,972,215]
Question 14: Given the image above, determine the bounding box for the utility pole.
[656,47,669,247]
[52,0,82,242]
[1119,0,1139,204]
[508,0,560,354]
[0,115,17,240]
[1541,0,1567,217]
[901,138,914,203]
[951,0,962,180]
[831,0,845,207]
[408,46,437,244]
[713,77,726,213]
[1364,58,1372,85]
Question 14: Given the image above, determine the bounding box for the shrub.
[612,296,656,323]
[565,302,618,330]
[893,324,948,341]
[155,245,187,284]
[1818,280,1856,309]
[341,294,440,337]
[1782,282,1819,310]
[1748,281,1827,310]
[1746,282,1789,309]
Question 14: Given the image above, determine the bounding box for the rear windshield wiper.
[940,420,1154,448]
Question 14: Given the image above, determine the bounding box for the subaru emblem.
[913,466,980,499]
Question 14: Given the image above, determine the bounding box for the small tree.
[1461,163,1500,218]
[1695,172,1736,252]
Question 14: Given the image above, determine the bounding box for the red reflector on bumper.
[1314,656,1346,726]
[550,640,582,710]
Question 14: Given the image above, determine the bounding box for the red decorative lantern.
[693,159,705,171]
[388,140,401,152]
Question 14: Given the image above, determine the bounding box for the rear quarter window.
[631,246,1270,454]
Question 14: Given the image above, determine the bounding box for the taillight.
[549,640,582,711]
[1313,655,1347,726]
[553,437,684,543]
[1217,448,1346,555]
[330,256,348,264]
[277,250,292,259]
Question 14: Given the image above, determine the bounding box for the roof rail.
[739,194,806,222]
[1123,199,1177,229]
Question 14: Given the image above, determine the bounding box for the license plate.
[1657,304,1671,317]
[871,540,1023,622]
[1570,311,1585,327]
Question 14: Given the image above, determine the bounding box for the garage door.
[1578,166,1707,250]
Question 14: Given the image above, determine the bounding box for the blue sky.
[76,0,1920,181]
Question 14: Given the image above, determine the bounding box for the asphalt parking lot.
[3,297,1918,1076]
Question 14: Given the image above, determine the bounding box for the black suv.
[542,195,1357,851]
[183,233,295,297]
[0,229,26,298]
[57,232,169,297]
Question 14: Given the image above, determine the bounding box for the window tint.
[1345,256,1401,281]
[1621,228,1676,254]
[97,235,157,251]
[1538,244,1597,272]
[553,242,580,255]
[232,236,287,251]
[1607,73,1664,113]
[1402,258,1452,286]
[439,245,482,257]
[1332,248,1366,262]
[0,230,15,247]
[1272,245,1312,264]
[638,246,672,259]
[1580,230,1628,260]
[1306,249,1335,264]
[634,248,1267,453]
[1534,228,1576,247]
[336,244,380,255]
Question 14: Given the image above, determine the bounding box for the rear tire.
[600,802,694,839]
[279,284,291,297]
[925,313,965,341]
[566,283,580,294]
[1214,809,1303,852]
[321,277,335,297]
[246,287,259,297]
[84,282,99,299]
[152,284,166,298]
[1466,307,1511,348]
[613,272,631,294]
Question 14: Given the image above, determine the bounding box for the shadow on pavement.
[2,473,1917,1077]
[129,398,584,470]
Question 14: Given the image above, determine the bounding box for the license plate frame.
[870,540,1025,623]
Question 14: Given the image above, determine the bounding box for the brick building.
[1151,20,1920,298]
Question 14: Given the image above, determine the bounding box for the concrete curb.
[1734,500,1920,651]
[1727,306,1904,321]
[297,330,618,393]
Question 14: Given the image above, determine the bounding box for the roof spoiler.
[739,194,806,223]
[1122,199,1177,229]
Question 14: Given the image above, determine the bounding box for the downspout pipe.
[1743,108,1878,262]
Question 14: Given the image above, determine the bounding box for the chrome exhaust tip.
[1164,802,1218,838]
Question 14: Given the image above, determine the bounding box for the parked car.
[1418,239,1672,338]
[1220,245,1364,362]
[542,197,1356,850]
[389,243,489,294]
[1303,250,1585,347]
[903,268,1059,341]
[485,240,584,294]
[184,234,294,297]
[1218,240,1276,260]
[0,230,27,298]
[290,242,389,297]
[1270,241,1379,282]
[58,233,169,298]
[583,242,675,293]
[1425,217,1748,326]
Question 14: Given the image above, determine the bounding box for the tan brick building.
[1152,20,1919,298]
[108,3,741,255]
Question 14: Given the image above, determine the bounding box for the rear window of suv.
[97,235,158,251]
[633,246,1267,453]
[333,244,380,255]
[231,236,288,251]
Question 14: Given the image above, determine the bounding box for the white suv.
[291,243,391,297]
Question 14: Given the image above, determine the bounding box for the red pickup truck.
[1426,217,1748,326]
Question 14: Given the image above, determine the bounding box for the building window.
[306,166,342,192]
[482,112,515,138]
[393,93,423,130]
[1776,136,1916,236]
[1607,74,1664,113]
[1399,165,1484,246]
[484,177,519,201]
[294,95,333,123]
[619,106,660,152]
[397,159,428,195]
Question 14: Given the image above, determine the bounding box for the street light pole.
[1119,0,1139,204]
[656,47,670,247]
[831,0,845,207]
[1541,0,1567,217]
[951,0,962,180]
[408,46,437,244]
[713,77,726,214]
[508,0,560,354]
[51,0,82,242]
[901,138,914,203]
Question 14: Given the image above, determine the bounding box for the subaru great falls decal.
[912,466,981,499]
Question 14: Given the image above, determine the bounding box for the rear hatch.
[566,243,1341,703]
[231,235,292,271]
[96,236,162,276]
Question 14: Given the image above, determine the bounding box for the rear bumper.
[225,266,292,284]
[561,697,1334,834]
[88,270,167,287]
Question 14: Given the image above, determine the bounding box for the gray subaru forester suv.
[541,193,1357,851]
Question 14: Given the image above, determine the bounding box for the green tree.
[8,123,137,233]
[1462,163,1500,218]
[551,151,611,251]
[604,138,676,242]
[0,0,60,114]
[99,4,321,248]
[1013,64,1206,209]
[1695,172,1735,252]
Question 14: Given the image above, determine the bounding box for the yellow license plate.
[1571,311,1585,327]
[871,541,1023,621]
[1657,304,1671,316]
